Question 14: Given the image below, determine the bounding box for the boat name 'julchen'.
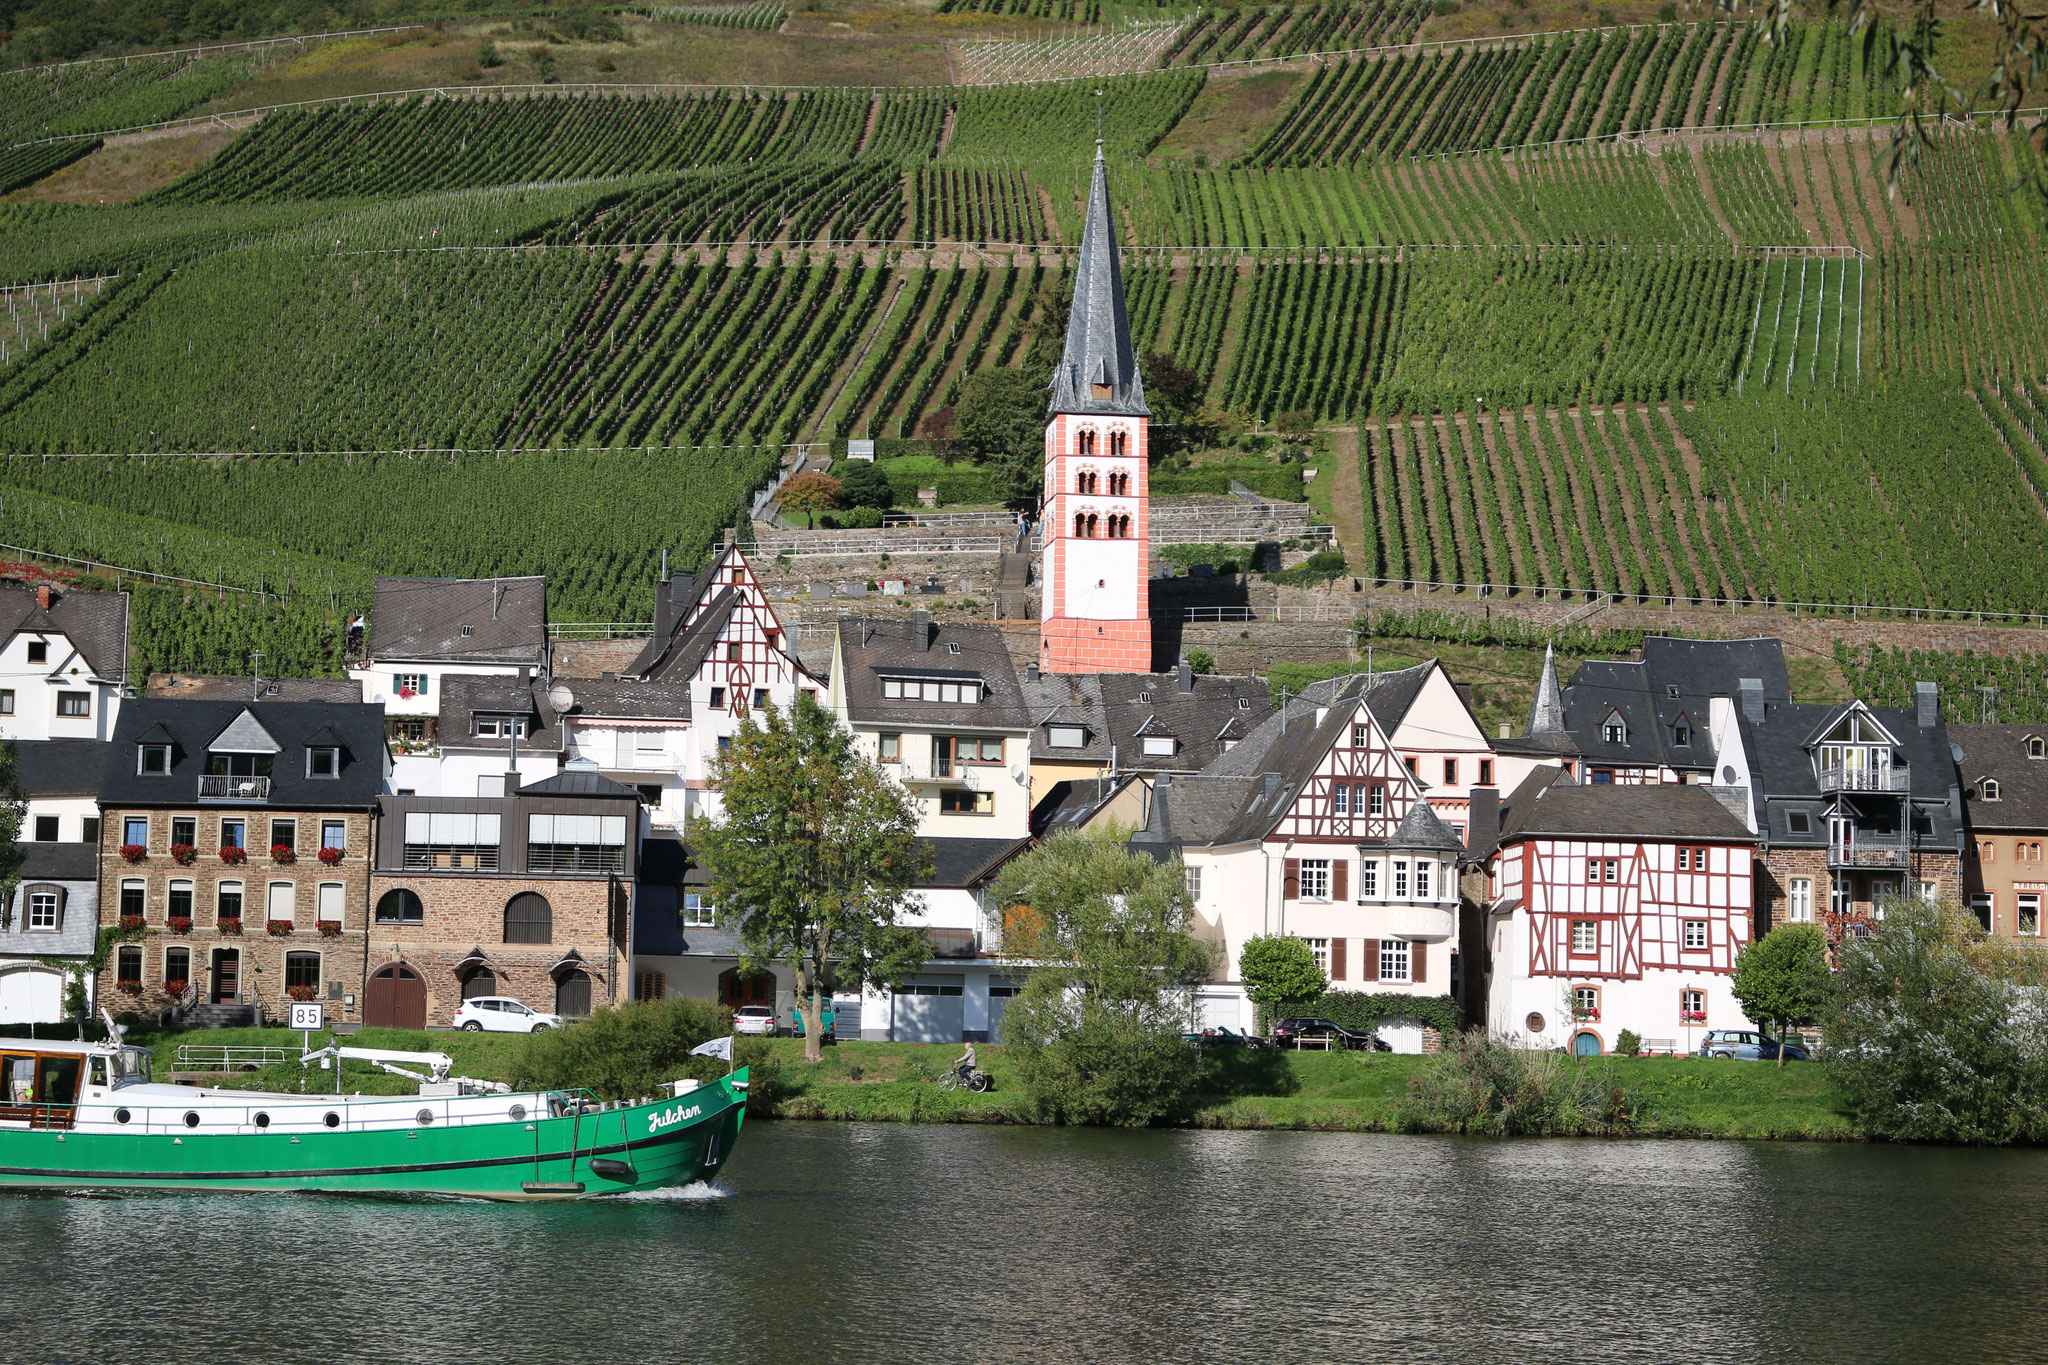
[648,1102,704,1134]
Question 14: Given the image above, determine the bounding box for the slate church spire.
[1047,143,1148,419]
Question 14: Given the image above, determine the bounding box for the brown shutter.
[1332,937,1348,982]
[1361,938,1380,982]
[1333,859,1349,902]
[1283,858,1300,900]
[1412,941,1427,984]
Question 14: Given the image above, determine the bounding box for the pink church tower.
[1040,143,1151,675]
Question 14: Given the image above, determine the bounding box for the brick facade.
[367,871,627,1025]
[1757,846,1961,937]
[95,807,372,1022]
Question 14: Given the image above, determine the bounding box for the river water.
[3,1123,2044,1363]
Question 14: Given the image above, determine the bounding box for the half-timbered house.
[1483,769,1760,1055]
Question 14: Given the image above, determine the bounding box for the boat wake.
[599,1180,732,1203]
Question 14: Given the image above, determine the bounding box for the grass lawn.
[127,1029,1863,1138]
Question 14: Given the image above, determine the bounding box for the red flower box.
[219,845,247,865]
[270,844,296,865]
[266,919,294,936]
[119,843,147,863]
[171,844,198,866]
[317,921,343,938]
[163,979,188,997]
[217,916,244,935]
[167,917,193,934]
[286,984,320,1002]
[118,914,145,932]
[317,845,344,866]
[116,980,142,995]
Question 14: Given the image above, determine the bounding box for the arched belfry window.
[1108,470,1129,496]
[1077,427,1098,456]
[1110,429,1128,458]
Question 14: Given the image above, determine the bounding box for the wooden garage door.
[365,964,426,1030]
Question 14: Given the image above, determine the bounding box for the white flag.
[690,1035,734,1060]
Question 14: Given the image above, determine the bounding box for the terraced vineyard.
[0,50,253,143]
[1838,643,2048,722]
[1159,2,1428,65]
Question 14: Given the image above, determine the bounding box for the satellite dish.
[548,684,576,714]
[1951,744,1965,763]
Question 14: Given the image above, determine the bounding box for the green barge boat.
[0,1037,747,1200]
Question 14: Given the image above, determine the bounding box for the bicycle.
[937,1065,992,1093]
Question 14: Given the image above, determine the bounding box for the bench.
[1637,1038,1678,1056]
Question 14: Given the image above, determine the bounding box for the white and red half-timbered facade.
[1041,145,1152,676]
[1484,770,1760,1056]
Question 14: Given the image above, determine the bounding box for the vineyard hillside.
[1,0,2046,676]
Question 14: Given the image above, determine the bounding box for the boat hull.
[0,1070,749,1201]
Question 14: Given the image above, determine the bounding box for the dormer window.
[307,747,340,778]
[881,676,983,703]
[947,643,961,655]
[1048,725,1088,749]
[460,625,474,637]
[2030,736,2046,759]
[138,744,171,775]
[1984,779,2003,802]
[474,713,530,739]
[1137,691,1152,703]
[1240,698,1252,711]
[1666,684,1680,699]
[1142,736,1177,757]
[1671,715,1692,747]
[1603,710,1628,745]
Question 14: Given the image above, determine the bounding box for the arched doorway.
[0,965,65,1025]
[555,969,592,1019]
[461,967,498,1001]
[364,964,426,1030]
[1571,1031,1603,1057]
[718,967,774,1013]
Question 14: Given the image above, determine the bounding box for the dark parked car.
[1187,1026,1271,1049]
[1698,1028,1810,1061]
[1271,1017,1389,1051]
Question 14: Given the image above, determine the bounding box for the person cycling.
[953,1041,978,1082]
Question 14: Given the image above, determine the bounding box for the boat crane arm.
[298,1045,510,1094]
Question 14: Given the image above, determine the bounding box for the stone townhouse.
[95,698,386,1025]
[366,769,639,1028]
[1951,723,2048,939]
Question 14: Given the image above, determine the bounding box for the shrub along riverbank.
[133,1026,1861,1141]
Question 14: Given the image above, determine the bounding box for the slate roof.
[519,769,640,799]
[837,616,1032,730]
[1047,149,1148,418]
[100,699,385,809]
[9,739,111,796]
[437,675,564,754]
[1561,636,1790,773]
[1735,698,1962,848]
[551,676,694,722]
[1030,775,1139,839]
[0,582,127,680]
[1950,723,2048,834]
[145,674,362,702]
[923,835,1032,888]
[369,576,546,664]
[1021,668,1271,773]
[624,587,739,683]
[1501,779,1756,842]
[1389,799,1466,851]
[16,842,98,881]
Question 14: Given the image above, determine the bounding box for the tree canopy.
[954,368,1044,503]
[835,459,894,511]
[777,472,842,528]
[1238,934,1327,1016]
[1730,923,1837,1067]
[695,696,932,1062]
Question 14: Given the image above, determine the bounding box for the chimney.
[1176,662,1193,694]
[1026,663,1040,683]
[913,609,933,653]
[1454,681,1473,708]
[1916,681,1938,729]
[1466,786,1499,856]
[1738,678,1765,725]
[1498,722,1510,739]
[35,584,51,610]
[491,582,503,620]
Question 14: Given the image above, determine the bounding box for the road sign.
[290,1002,325,1031]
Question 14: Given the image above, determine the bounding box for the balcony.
[896,760,994,789]
[1830,833,1912,869]
[567,742,679,773]
[1363,900,1457,942]
[1816,761,1911,794]
[198,775,271,802]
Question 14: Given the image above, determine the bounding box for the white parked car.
[454,997,561,1034]
[731,1005,777,1036]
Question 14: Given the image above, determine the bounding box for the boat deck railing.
[174,1044,294,1071]
[0,1102,75,1131]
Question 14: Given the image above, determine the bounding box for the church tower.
[1040,144,1151,675]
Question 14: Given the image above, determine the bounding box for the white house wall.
[0,631,119,741]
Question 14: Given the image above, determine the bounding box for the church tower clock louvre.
[1040,142,1152,675]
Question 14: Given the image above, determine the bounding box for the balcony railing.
[1816,761,1911,794]
[198,774,271,802]
[1830,833,1912,868]
[567,743,678,773]
[896,760,993,788]
[401,844,500,871]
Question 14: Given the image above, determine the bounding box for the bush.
[509,996,730,1100]
[478,39,503,67]
[1615,1029,1642,1057]
[1393,1031,1637,1136]
[1269,549,1348,587]
[1318,991,1462,1039]
[822,505,885,529]
[1184,649,1214,675]
[836,458,895,511]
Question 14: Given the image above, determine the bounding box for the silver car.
[1698,1028,1809,1061]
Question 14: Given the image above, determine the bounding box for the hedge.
[1153,465,1304,500]
[1317,991,1463,1039]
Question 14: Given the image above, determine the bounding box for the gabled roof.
[1799,700,1900,750]
[145,674,361,702]
[1950,723,2048,833]
[1030,775,1141,839]
[517,769,639,799]
[0,582,127,680]
[1047,148,1147,418]
[1734,698,1961,846]
[1500,775,1755,842]
[1526,643,1566,737]
[369,576,546,664]
[922,835,1033,888]
[100,699,384,808]
[209,709,281,754]
[837,616,1032,731]
[549,676,693,722]
[8,739,114,797]
[1560,636,1791,773]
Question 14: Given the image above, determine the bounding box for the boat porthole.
[508,1103,526,1122]
[323,1112,341,1129]
[114,1108,131,1125]
[254,1113,270,1129]
[415,1108,434,1126]
[183,1111,201,1129]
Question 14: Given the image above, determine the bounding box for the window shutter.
[1412,942,1427,984]
[1333,860,1349,901]
[1283,858,1300,900]
[1331,937,1347,982]
[1361,938,1380,983]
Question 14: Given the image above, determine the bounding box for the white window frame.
[682,893,717,927]
[1185,865,1201,903]
[1788,878,1813,922]
[1379,939,1411,983]
[1392,859,1409,899]
[267,882,295,923]
[1298,859,1331,902]
[56,691,90,718]
[1299,936,1330,971]
[317,882,345,924]
[1359,859,1379,899]
[1333,784,1350,817]
[26,892,58,931]
[1683,919,1709,950]
[394,673,428,696]
[2021,893,2042,937]
[1570,919,1597,954]
[139,744,171,775]
[1415,861,1432,901]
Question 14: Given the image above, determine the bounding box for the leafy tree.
[1275,409,1316,454]
[696,696,932,1062]
[0,743,22,932]
[1142,350,1205,455]
[1827,897,2048,1142]
[988,828,1214,1125]
[919,405,956,445]
[778,472,842,528]
[510,995,731,1099]
[835,459,894,511]
[954,368,1043,502]
[1184,649,1214,675]
[1730,924,1837,1067]
[1238,934,1326,1025]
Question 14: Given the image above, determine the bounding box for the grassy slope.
[138,1028,1861,1138]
